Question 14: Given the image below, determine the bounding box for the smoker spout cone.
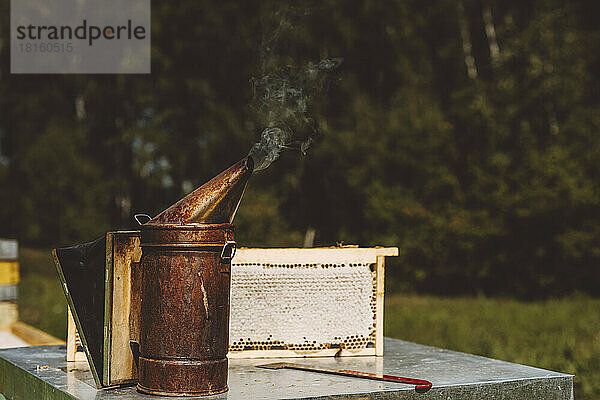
[150,156,254,225]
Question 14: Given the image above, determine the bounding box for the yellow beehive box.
[0,239,19,327]
[0,261,19,286]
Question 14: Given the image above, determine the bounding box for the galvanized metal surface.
[150,157,253,224]
[138,223,234,396]
[0,285,18,302]
[0,239,18,260]
[0,338,573,399]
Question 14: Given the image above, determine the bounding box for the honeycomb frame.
[228,247,397,358]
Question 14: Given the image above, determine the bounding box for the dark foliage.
[1,0,599,298]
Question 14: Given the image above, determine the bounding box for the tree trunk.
[457,1,478,80]
[482,4,500,65]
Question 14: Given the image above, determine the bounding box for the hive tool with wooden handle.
[256,362,433,392]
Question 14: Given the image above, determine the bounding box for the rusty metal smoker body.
[137,157,252,396]
[137,224,236,396]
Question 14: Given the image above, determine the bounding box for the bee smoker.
[137,157,253,396]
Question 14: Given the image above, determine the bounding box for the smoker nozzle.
[150,156,253,225]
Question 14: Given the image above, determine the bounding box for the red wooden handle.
[338,369,433,391]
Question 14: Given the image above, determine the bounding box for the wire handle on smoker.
[220,241,237,264]
[134,214,152,225]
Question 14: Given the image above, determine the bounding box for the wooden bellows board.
[64,231,397,387]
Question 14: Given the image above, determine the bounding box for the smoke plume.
[247,9,341,171]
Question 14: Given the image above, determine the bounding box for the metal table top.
[0,338,573,399]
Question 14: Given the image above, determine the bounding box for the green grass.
[16,248,598,399]
[385,294,600,400]
[17,247,67,340]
